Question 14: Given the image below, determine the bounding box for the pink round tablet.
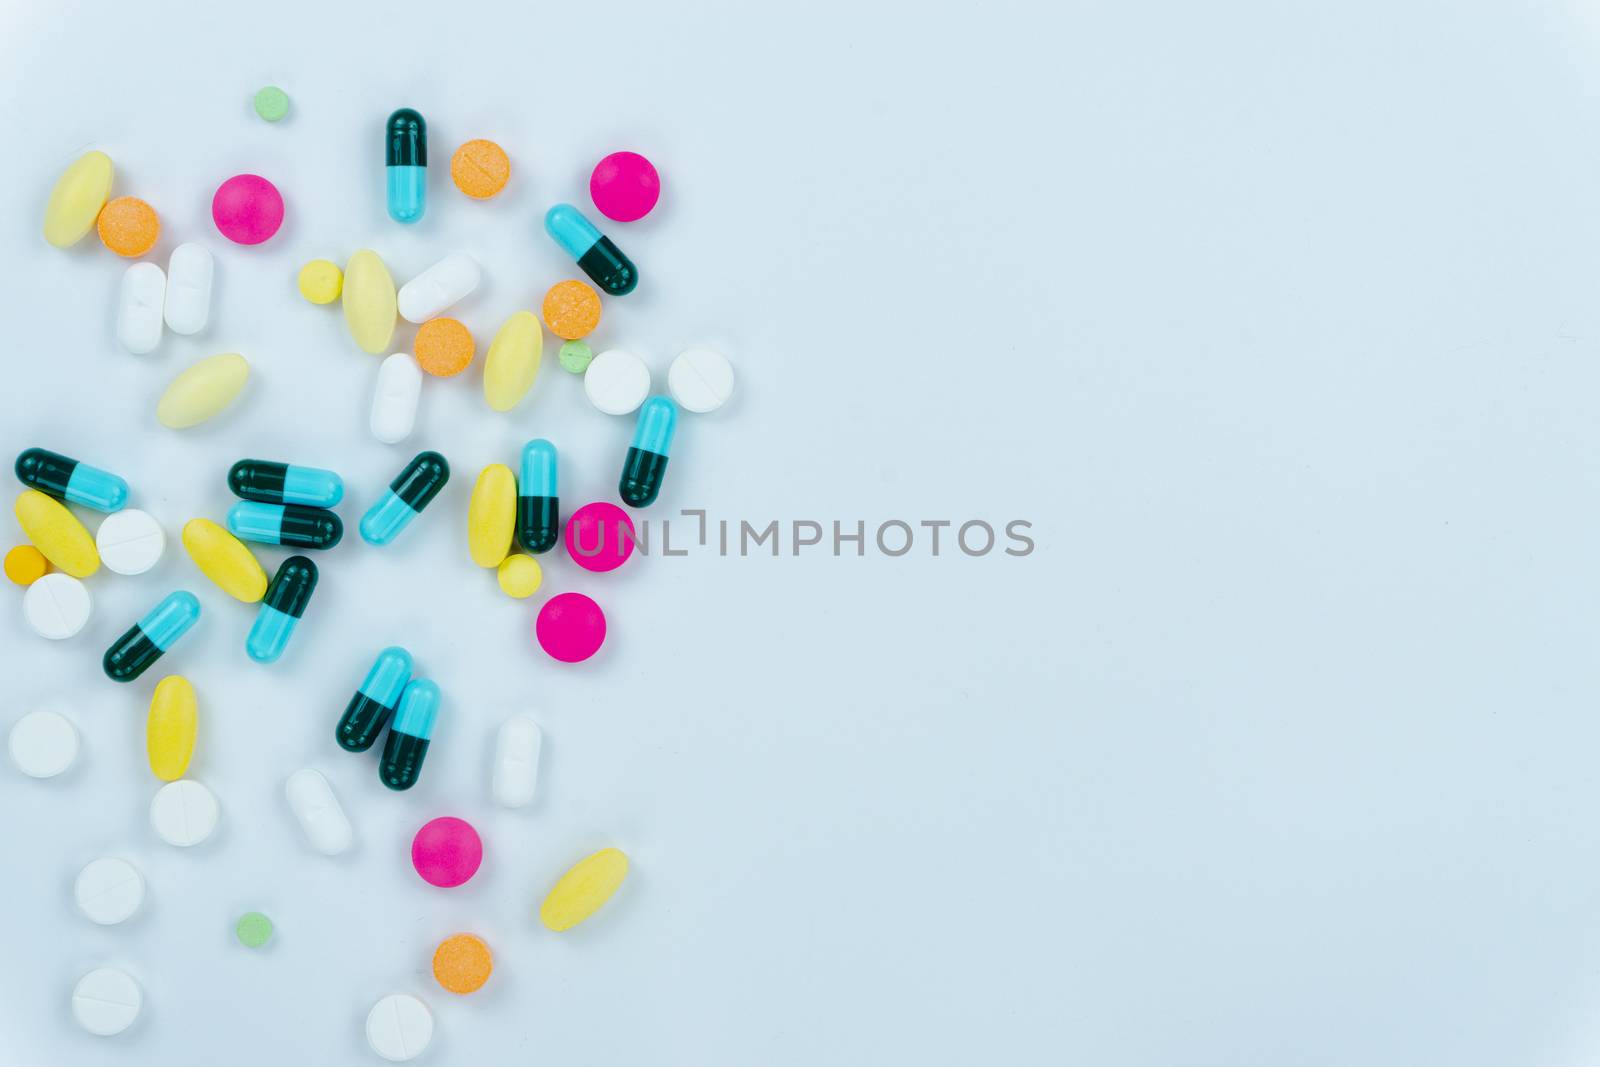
[212,174,284,245]
[589,151,660,222]
[536,592,607,663]
[565,502,635,573]
[411,817,482,888]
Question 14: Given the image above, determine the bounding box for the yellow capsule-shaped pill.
[342,249,397,355]
[44,150,114,248]
[540,848,629,932]
[182,518,267,602]
[157,353,250,429]
[13,490,99,578]
[483,311,543,412]
[467,464,516,568]
[147,675,197,781]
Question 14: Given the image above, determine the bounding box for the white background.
[2,1,1598,1064]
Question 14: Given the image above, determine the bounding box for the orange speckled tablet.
[541,280,602,340]
[414,317,476,377]
[432,934,492,994]
[451,140,510,199]
[4,545,48,586]
[97,197,160,257]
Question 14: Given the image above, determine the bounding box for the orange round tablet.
[414,317,476,377]
[97,196,161,257]
[4,545,48,586]
[451,140,511,199]
[541,280,602,341]
[433,934,492,994]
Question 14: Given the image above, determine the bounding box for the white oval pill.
[95,509,165,575]
[8,707,79,777]
[72,967,142,1036]
[584,349,651,415]
[371,352,423,444]
[366,993,434,1062]
[285,768,353,856]
[117,262,165,355]
[74,857,144,925]
[163,242,213,335]
[668,345,736,413]
[397,252,481,323]
[150,779,219,847]
[492,714,543,808]
[22,573,92,639]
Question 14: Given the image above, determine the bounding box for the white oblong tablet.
[150,779,219,847]
[371,352,423,444]
[164,242,213,335]
[285,768,353,856]
[584,349,651,415]
[9,708,79,777]
[492,714,543,808]
[74,857,144,925]
[117,262,165,355]
[72,967,142,1036]
[397,252,481,323]
[366,993,434,1062]
[96,509,165,575]
[668,345,735,413]
[23,573,92,640]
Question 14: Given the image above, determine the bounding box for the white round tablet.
[74,858,144,925]
[149,779,219,847]
[96,509,165,575]
[366,993,434,1062]
[8,708,79,777]
[667,345,736,413]
[22,573,91,639]
[72,967,142,1036]
[584,349,651,415]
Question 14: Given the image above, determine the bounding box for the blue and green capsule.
[381,678,440,791]
[619,397,678,508]
[103,591,201,683]
[360,451,449,546]
[544,203,637,295]
[387,108,426,224]
[247,556,318,664]
[16,448,128,512]
[228,459,344,508]
[337,646,413,752]
[517,438,559,554]
[227,501,343,550]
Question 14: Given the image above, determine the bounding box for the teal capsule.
[247,556,317,664]
[360,451,449,546]
[228,459,344,507]
[387,108,426,224]
[16,448,128,512]
[619,397,677,508]
[544,203,637,295]
[337,646,413,752]
[380,678,439,790]
[227,501,343,549]
[517,439,559,554]
[103,591,201,682]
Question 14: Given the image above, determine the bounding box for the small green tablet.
[253,86,289,122]
[236,911,274,948]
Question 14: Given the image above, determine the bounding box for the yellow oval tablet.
[147,675,197,781]
[44,150,113,248]
[483,310,543,412]
[467,464,516,568]
[181,518,267,602]
[540,848,628,932]
[157,353,249,429]
[14,490,98,578]
[342,249,397,354]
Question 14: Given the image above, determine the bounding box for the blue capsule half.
[16,448,128,512]
[381,678,440,791]
[544,203,637,295]
[103,591,201,682]
[247,556,318,664]
[386,108,426,224]
[337,646,413,752]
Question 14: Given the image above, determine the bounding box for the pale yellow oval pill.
[44,150,114,248]
[467,464,516,568]
[14,490,99,578]
[181,518,267,602]
[157,353,249,429]
[483,311,543,412]
[540,848,628,932]
[147,676,197,782]
[343,249,398,355]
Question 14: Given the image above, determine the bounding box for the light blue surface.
[139,591,200,651]
[630,396,677,456]
[245,605,296,663]
[358,490,414,545]
[392,678,439,739]
[544,203,600,259]
[281,465,343,507]
[227,501,285,545]
[358,646,412,706]
[519,438,557,496]
[64,463,127,512]
[387,165,424,224]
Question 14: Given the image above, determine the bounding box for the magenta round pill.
[589,151,660,222]
[411,817,482,888]
[211,174,284,245]
[536,592,607,663]
[565,502,635,573]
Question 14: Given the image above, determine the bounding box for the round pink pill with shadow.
[212,174,284,245]
[564,502,635,573]
[411,817,482,888]
[536,592,606,663]
[589,151,660,222]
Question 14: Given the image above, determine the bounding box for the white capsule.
[397,253,481,323]
[284,768,354,856]
[492,714,543,808]
[117,262,165,354]
[163,242,213,335]
[371,353,422,444]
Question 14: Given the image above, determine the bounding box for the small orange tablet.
[433,934,493,994]
[451,140,511,199]
[414,317,475,377]
[97,196,160,257]
[542,280,601,340]
[4,545,48,586]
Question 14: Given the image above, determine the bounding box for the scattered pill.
[517,439,559,553]
[15,489,99,577]
[360,451,449,546]
[97,196,160,258]
[229,459,344,508]
[95,509,165,575]
[540,847,628,931]
[228,502,343,550]
[103,590,202,683]
[23,573,92,639]
[157,352,250,429]
[43,150,113,248]
[236,911,274,947]
[74,857,144,925]
[492,714,541,808]
[366,993,433,1062]
[433,934,493,994]
[398,252,480,323]
[387,108,427,224]
[451,139,510,199]
[411,815,479,886]
[72,967,142,1036]
[284,768,353,855]
[620,396,678,508]
[212,174,284,245]
[559,339,594,374]
[343,250,398,354]
[497,554,542,598]
[147,675,197,781]
[583,348,651,415]
[8,706,78,777]
[668,345,735,413]
[298,259,343,304]
[483,310,543,412]
[590,151,660,222]
[247,555,318,664]
[182,518,267,602]
[541,279,602,340]
[253,85,289,122]
[565,501,635,572]
[17,447,129,512]
[149,778,219,847]
[4,544,47,586]
[371,353,423,444]
[414,317,474,377]
[117,262,165,354]
[338,646,413,752]
[536,592,606,663]
[163,242,213,335]
[545,203,637,295]
[383,680,440,792]
[467,464,515,568]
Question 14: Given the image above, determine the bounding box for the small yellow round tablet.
[497,554,542,598]
[97,196,160,257]
[298,259,343,304]
[414,317,475,377]
[451,140,510,199]
[541,280,602,341]
[433,934,493,994]
[4,545,48,586]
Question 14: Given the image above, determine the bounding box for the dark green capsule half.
[386,108,426,166]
